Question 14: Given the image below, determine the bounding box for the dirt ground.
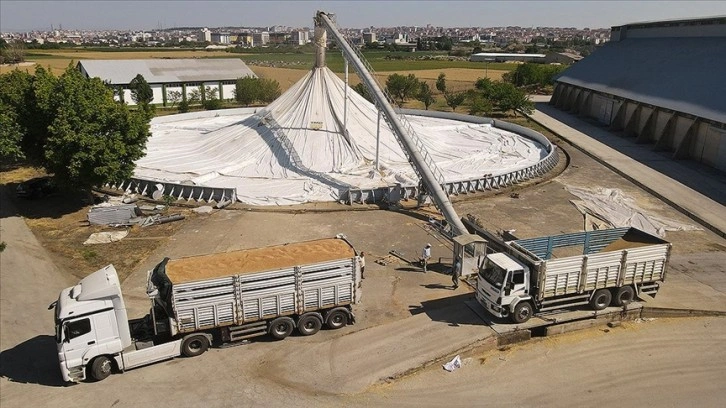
[2,96,726,406]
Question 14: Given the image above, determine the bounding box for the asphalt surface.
[1,105,725,407]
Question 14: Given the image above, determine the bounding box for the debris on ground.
[83,230,129,245]
[88,204,141,225]
[375,255,396,266]
[443,355,462,372]
[389,250,413,264]
[137,214,185,227]
[510,192,520,199]
[193,206,214,214]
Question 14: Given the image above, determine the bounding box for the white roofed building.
[77,58,257,106]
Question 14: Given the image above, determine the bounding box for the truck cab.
[476,252,532,323]
[51,265,131,382]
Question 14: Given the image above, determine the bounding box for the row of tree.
[126,74,282,113]
[367,72,534,116]
[0,66,152,190]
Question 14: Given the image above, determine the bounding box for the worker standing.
[421,243,431,273]
[451,257,462,290]
[359,252,366,279]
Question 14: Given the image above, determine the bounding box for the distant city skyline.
[2,0,725,32]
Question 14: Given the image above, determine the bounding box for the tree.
[0,65,151,189]
[0,67,53,166]
[0,104,24,162]
[187,88,202,105]
[444,91,466,112]
[257,78,281,103]
[167,90,182,108]
[416,81,435,110]
[128,74,153,106]
[385,73,420,107]
[202,86,222,110]
[435,73,447,94]
[41,67,151,189]
[234,76,259,106]
[0,40,25,64]
[491,82,534,116]
[467,92,494,116]
[352,83,373,103]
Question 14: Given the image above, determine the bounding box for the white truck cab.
[476,252,532,322]
[51,265,131,382]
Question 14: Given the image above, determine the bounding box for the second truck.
[50,235,361,383]
[476,227,671,323]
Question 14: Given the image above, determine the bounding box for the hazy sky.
[2,1,725,32]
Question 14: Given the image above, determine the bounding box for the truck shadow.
[408,293,486,327]
[0,335,67,387]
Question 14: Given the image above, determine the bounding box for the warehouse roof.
[555,37,726,124]
[77,58,256,85]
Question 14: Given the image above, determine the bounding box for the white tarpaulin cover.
[565,186,702,237]
[134,67,548,206]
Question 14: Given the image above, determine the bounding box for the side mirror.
[504,288,511,296]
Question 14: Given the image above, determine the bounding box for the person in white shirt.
[421,243,431,273]
[359,252,366,279]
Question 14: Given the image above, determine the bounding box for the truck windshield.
[480,260,506,288]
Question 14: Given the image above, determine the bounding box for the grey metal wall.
[552,82,726,172]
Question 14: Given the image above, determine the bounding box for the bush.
[178,100,190,113]
[203,99,223,110]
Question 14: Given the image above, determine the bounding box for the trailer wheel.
[269,317,295,340]
[181,335,209,357]
[89,356,113,381]
[614,286,635,306]
[511,302,533,324]
[325,308,349,330]
[590,289,613,310]
[297,314,322,336]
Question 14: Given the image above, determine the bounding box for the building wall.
[221,83,236,100]
[552,82,726,171]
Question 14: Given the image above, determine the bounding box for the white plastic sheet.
[135,67,548,206]
[443,355,462,372]
[83,231,129,245]
[565,186,702,237]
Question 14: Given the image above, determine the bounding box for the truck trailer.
[476,227,671,323]
[50,235,361,382]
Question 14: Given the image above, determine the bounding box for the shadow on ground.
[0,184,90,220]
[408,293,485,327]
[0,335,67,387]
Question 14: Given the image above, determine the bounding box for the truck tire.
[297,313,322,336]
[89,356,113,381]
[590,289,613,310]
[325,308,349,330]
[269,317,295,340]
[614,286,635,306]
[511,302,534,324]
[181,335,209,357]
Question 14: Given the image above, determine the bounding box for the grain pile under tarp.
[134,66,548,206]
[165,238,355,284]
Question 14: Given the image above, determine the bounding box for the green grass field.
[16,48,516,74]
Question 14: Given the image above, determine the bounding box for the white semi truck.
[476,227,671,323]
[50,235,361,382]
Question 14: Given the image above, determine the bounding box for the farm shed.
[550,16,726,172]
[77,58,257,106]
